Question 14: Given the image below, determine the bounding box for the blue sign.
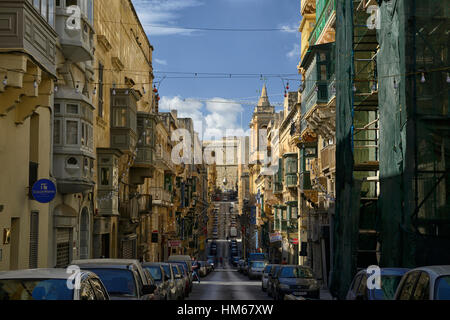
[32,179,57,203]
[250,206,256,225]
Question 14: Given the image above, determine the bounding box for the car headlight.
[279,284,290,290]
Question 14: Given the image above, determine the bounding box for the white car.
[394,265,450,300]
[0,269,109,300]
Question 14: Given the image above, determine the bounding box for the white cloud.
[279,22,299,33]
[159,96,246,139]
[154,58,167,65]
[132,0,203,36]
[287,43,300,60]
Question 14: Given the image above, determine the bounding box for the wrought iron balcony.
[149,187,173,206]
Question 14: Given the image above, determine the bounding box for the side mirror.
[142,284,156,295]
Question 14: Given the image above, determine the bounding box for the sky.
[131,0,302,140]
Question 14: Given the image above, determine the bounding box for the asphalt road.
[187,262,271,300]
[190,209,270,300]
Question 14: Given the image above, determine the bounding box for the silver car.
[159,262,180,300]
[170,264,186,300]
[248,261,266,280]
[72,259,158,300]
[0,269,109,300]
[262,264,275,291]
[394,265,450,300]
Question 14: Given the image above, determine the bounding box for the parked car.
[173,262,190,297]
[207,257,215,270]
[248,261,265,280]
[272,265,319,300]
[394,265,450,300]
[267,265,281,297]
[262,264,274,291]
[72,259,158,300]
[170,264,186,300]
[238,259,246,273]
[346,268,410,300]
[159,262,181,300]
[0,269,109,300]
[167,255,193,292]
[142,263,172,300]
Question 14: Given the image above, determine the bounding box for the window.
[80,280,96,300]
[66,120,78,144]
[54,103,61,114]
[412,272,430,300]
[98,63,104,117]
[100,168,110,186]
[48,0,55,27]
[67,157,78,166]
[41,0,47,20]
[357,274,368,298]
[86,268,137,297]
[54,119,61,144]
[66,0,77,6]
[435,276,450,300]
[398,272,420,300]
[89,278,108,300]
[67,104,79,114]
[113,108,127,127]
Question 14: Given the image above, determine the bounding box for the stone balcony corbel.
[15,78,53,124]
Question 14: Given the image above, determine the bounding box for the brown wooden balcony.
[320,145,336,174]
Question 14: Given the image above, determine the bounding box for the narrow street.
[188,243,270,300]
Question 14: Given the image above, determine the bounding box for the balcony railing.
[308,0,336,46]
[320,145,336,173]
[155,145,174,172]
[149,187,173,205]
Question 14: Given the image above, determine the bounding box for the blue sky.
[132,0,302,139]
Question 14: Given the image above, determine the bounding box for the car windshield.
[372,275,404,300]
[279,267,314,279]
[435,276,450,300]
[145,266,162,281]
[87,268,136,297]
[251,262,265,268]
[264,265,272,273]
[0,279,74,300]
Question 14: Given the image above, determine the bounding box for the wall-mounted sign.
[269,232,282,243]
[168,240,182,247]
[32,179,57,203]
